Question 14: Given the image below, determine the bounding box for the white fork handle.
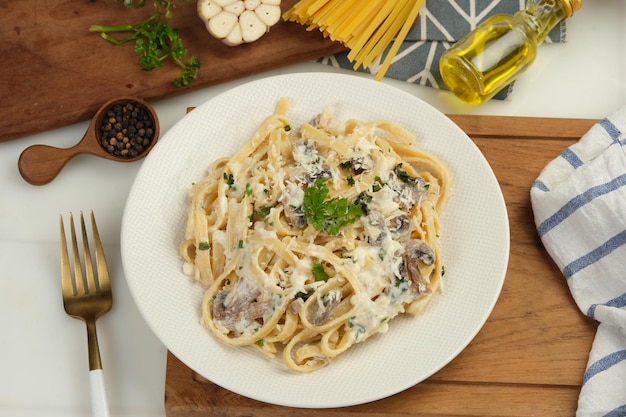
[89,369,110,417]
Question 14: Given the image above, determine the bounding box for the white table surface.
[1,2,624,416]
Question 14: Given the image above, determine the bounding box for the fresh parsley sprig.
[302,178,365,235]
[89,0,201,87]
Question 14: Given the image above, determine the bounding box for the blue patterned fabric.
[321,0,567,99]
[531,107,626,416]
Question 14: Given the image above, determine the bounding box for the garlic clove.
[239,10,267,43]
[197,0,222,20]
[223,24,244,46]
[213,0,236,6]
[224,1,245,15]
[208,11,238,39]
[255,3,280,26]
[244,0,261,10]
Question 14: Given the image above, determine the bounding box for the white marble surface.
[1,2,624,416]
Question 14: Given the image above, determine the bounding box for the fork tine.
[69,212,86,296]
[90,210,110,293]
[59,214,74,297]
[80,211,97,295]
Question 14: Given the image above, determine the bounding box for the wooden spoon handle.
[18,144,81,185]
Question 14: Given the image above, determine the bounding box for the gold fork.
[60,211,112,417]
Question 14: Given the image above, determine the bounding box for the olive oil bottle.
[439,0,582,105]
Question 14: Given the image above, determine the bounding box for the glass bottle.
[439,0,582,105]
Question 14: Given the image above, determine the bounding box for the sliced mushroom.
[388,166,430,209]
[388,214,411,241]
[288,297,305,314]
[284,204,307,229]
[402,239,435,297]
[307,165,332,183]
[279,182,307,228]
[340,154,375,175]
[213,277,271,332]
[309,288,342,325]
[405,239,435,266]
[290,139,332,184]
[308,108,332,129]
[408,176,429,206]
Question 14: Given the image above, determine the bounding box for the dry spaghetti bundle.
[283,0,425,80]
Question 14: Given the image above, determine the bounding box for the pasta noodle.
[180,98,449,372]
[283,0,426,80]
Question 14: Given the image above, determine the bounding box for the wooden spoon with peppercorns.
[18,96,159,186]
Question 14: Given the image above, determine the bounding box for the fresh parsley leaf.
[302,178,363,235]
[198,241,210,250]
[249,205,273,222]
[393,163,416,183]
[312,261,329,282]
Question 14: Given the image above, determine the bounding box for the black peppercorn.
[99,100,156,158]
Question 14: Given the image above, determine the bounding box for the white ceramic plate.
[121,73,509,408]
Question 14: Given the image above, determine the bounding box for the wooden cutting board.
[0,0,345,142]
[163,115,600,417]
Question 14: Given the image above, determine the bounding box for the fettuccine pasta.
[180,98,449,372]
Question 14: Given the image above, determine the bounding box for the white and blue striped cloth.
[531,106,626,417]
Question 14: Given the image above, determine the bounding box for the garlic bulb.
[197,0,282,46]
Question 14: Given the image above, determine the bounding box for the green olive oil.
[439,0,582,105]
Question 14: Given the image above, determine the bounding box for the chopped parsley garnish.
[255,339,264,347]
[340,160,352,169]
[354,191,373,216]
[347,317,366,334]
[312,261,330,282]
[198,242,210,250]
[346,175,355,186]
[372,175,383,192]
[394,277,409,288]
[245,183,253,196]
[223,172,235,188]
[302,178,364,235]
[294,288,314,299]
[393,163,416,183]
[249,205,273,222]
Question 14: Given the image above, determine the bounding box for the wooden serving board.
[0,0,345,142]
[163,115,600,417]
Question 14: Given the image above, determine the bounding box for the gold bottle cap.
[561,0,582,17]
